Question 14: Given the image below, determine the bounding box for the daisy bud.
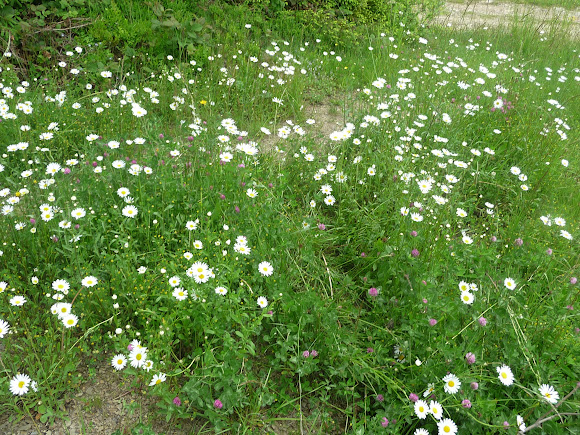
[471,382,479,390]
[429,318,438,326]
[214,399,223,409]
[409,393,419,402]
[571,277,578,285]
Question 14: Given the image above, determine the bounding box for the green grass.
[0,3,579,434]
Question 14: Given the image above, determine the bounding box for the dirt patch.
[260,100,345,155]
[0,358,198,435]
[435,0,580,38]
[303,102,345,140]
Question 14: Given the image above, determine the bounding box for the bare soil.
[0,358,198,435]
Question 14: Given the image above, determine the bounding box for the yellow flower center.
[156,379,161,384]
[117,359,123,365]
[502,373,507,379]
[18,381,25,388]
[136,354,142,360]
[444,426,451,433]
[419,406,424,412]
[449,381,455,387]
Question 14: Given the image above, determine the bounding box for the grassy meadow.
[0,2,579,434]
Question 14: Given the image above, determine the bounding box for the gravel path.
[435,0,580,38]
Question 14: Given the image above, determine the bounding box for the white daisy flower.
[539,384,559,404]
[497,365,515,386]
[82,276,98,287]
[62,313,79,328]
[129,347,148,368]
[460,291,474,305]
[414,400,429,419]
[443,374,461,394]
[10,373,31,396]
[173,287,188,301]
[215,286,228,296]
[149,373,166,386]
[257,296,268,308]
[504,278,517,290]
[258,261,274,277]
[111,354,127,370]
[429,401,443,420]
[122,205,138,218]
